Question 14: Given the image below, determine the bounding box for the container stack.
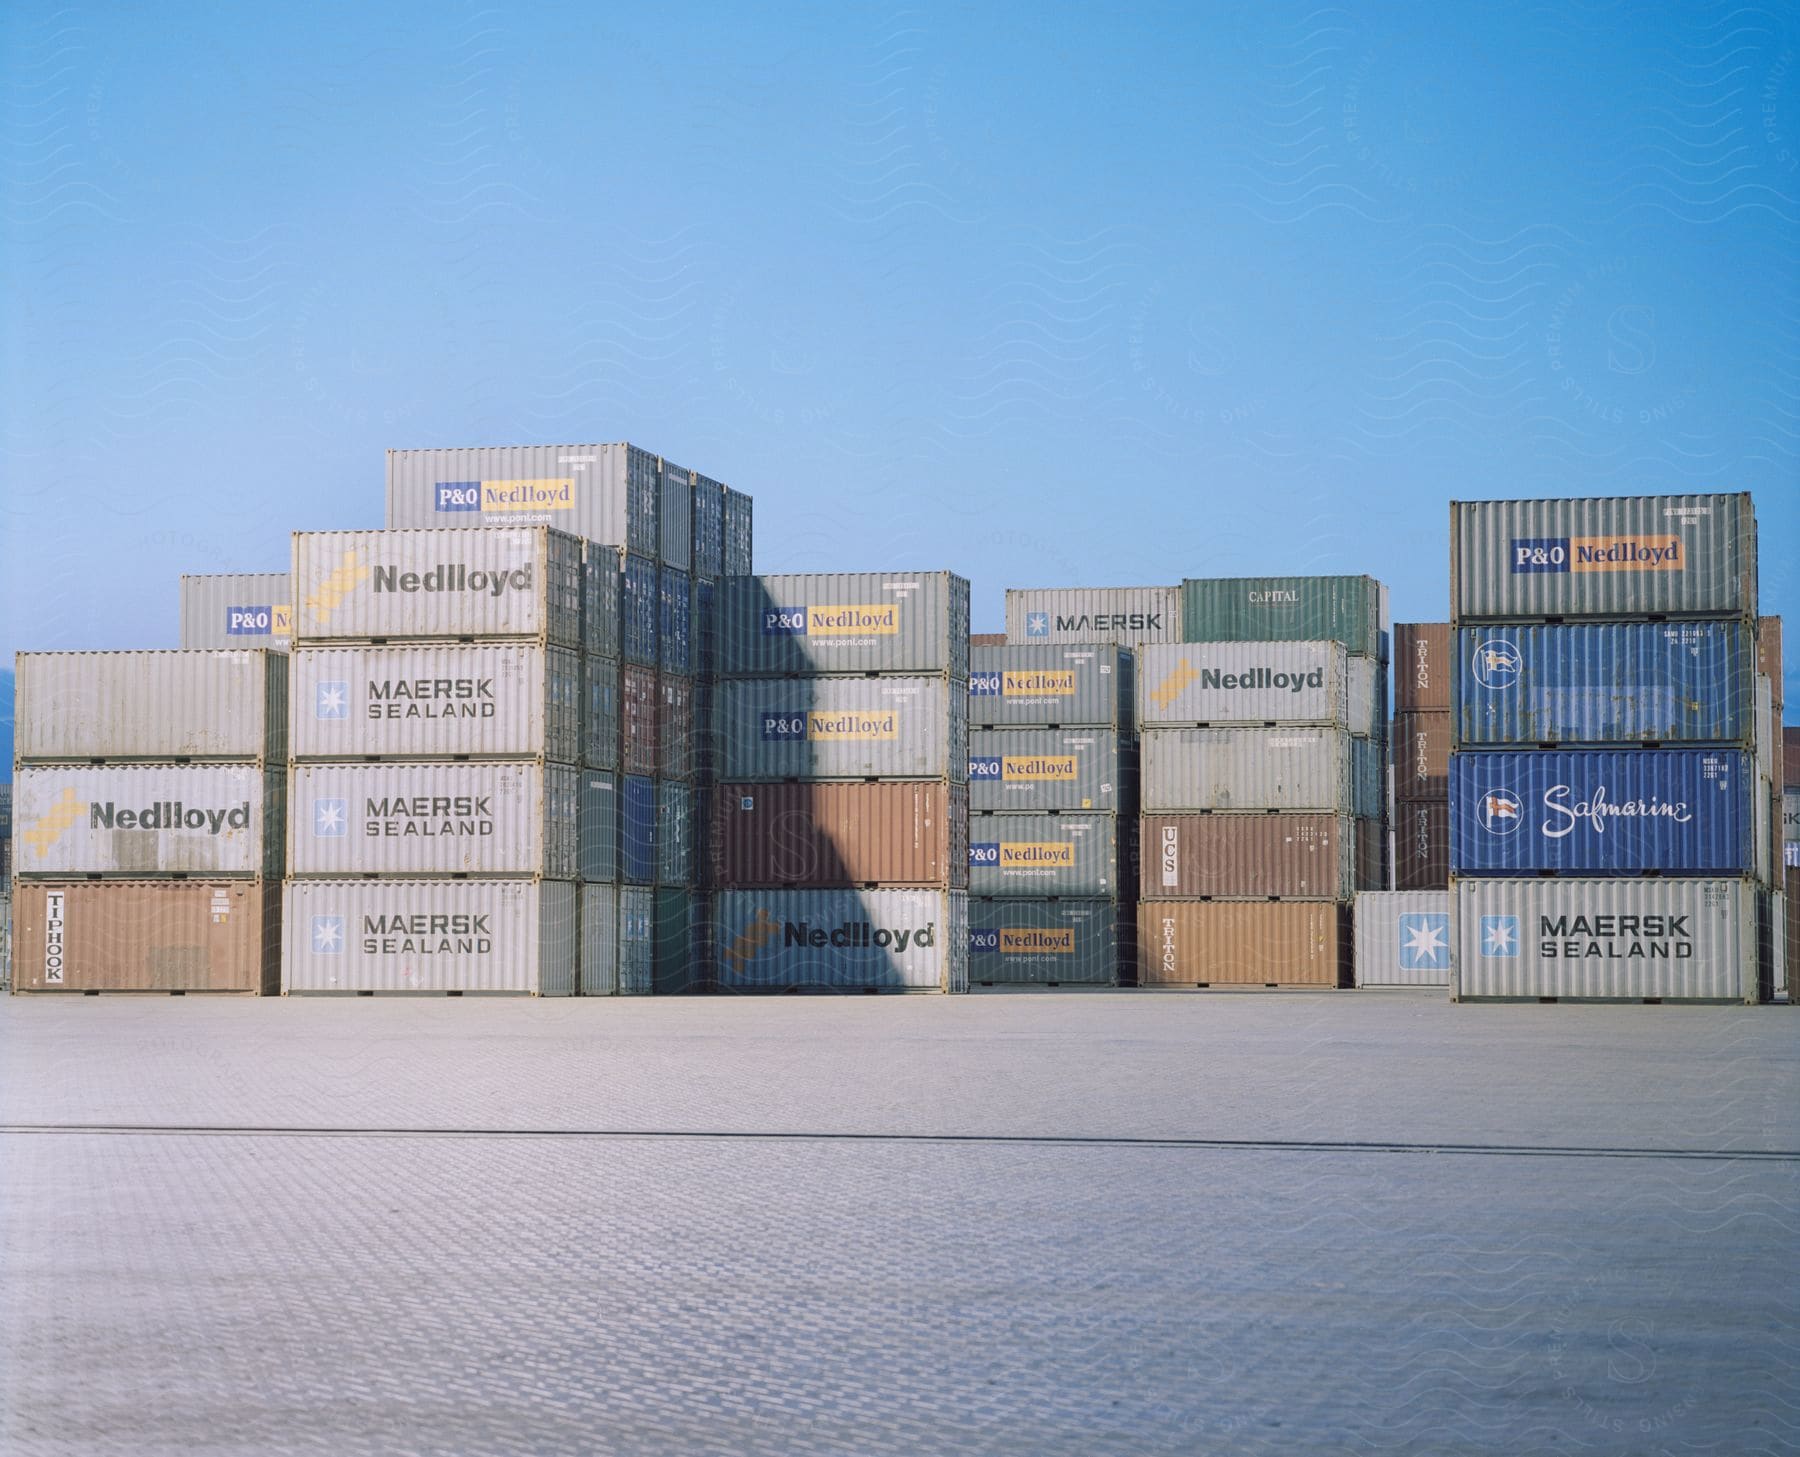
[179,573,293,652]
[965,644,1136,986]
[710,572,971,992]
[1447,492,1774,1003]
[0,782,10,986]
[1389,623,1452,890]
[9,650,287,993]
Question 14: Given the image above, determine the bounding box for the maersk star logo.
[1397,912,1450,971]
[315,681,350,719]
[313,799,348,837]
[1026,612,1049,638]
[311,916,345,954]
[1480,915,1520,959]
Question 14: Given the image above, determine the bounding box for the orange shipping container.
[1136,901,1351,987]
[11,880,278,994]
[1139,813,1366,900]
[1393,711,1452,801]
[1394,623,1450,713]
[1758,616,1782,715]
[711,782,969,888]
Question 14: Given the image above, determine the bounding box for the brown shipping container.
[622,663,658,778]
[1393,711,1452,800]
[1786,726,1800,789]
[1140,813,1361,900]
[1758,617,1782,714]
[1355,817,1385,892]
[711,782,968,888]
[1137,901,1351,987]
[1394,623,1450,713]
[658,674,695,781]
[1393,799,1451,890]
[970,633,1007,648]
[11,880,278,994]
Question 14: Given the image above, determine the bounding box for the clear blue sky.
[2,1,1796,709]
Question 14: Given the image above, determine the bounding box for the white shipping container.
[714,889,968,992]
[13,765,282,878]
[179,574,292,652]
[1353,890,1452,987]
[1136,641,1353,727]
[1142,726,1381,816]
[282,879,579,994]
[288,763,578,878]
[1005,586,1181,647]
[719,676,968,782]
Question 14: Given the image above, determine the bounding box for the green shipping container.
[654,888,706,994]
[1180,576,1385,659]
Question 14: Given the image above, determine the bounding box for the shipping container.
[179,573,292,652]
[722,488,754,576]
[1449,493,1757,623]
[1004,586,1181,648]
[580,773,618,883]
[658,673,695,781]
[584,656,620,772]
[968,729,1130,812]
[1137,900,1351,987]
[713,782,967,888]
[1784,789,1799,845]
[385,443,661,559]
[660,566,692,675]
[584,549,621,662]
[692,473,725,579]
[1450,749,1757,877]
[621,552,659,666]
[693,577,718,679]
[11,880,278,993]
[655,888,706,993]
[16,651,287,765]
[969,633,1008,648]
[720,572,970,678]
[968,899,1123,986]
[0,786,11,889]
[287,762,577,879]
[1758,616,1783,715]
[1394,624,1450,713]
[282,879,578,995]
[620,775,657,886]
[1393,799,1451,890]
[692,678,717,782]
[969,812,1125,899]
[1451,878,1761,1002]
[617,885,655,994]
[1136,641,1353,728]
[1353,890,1452,987]
[713,888,968,992]
[620,663,658,778]
[1181,576,1386,659]
[968,645,1134,730]
[1348,656,1382,739]
[1141,727,1380,816]
[1139,813,1365,901]
[1788,727,1800,788]
[287,644,580,763]
[657,780,693,886]
[719,676,967,782]
[1453,622,1757,748]
[291,528,583,646]
[14,765,283,878]
[1392,712,1452,801]
[579,883,619,994]
[659,461,693,571]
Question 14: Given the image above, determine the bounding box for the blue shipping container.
[692,473,724,579]
[580,773,618,883]
[621,774,658,885]
[1450,749,1755,876]
[622,554,659,667]
[693,577,718,679]
[660,566,692,676]
[1455,622,1755,748]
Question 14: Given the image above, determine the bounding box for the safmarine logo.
[303,550,371,627]
[226,604,292,638]
[1510,535,1684,575]
[435,479,575,513]
[1478,788,1524,836]
[1472,639,1523,690]
[311,916,346,954]
[1398,912,1450,972]
[1480,915,1520,958]
[762,603,900,636]
[315,682,350,720]
[22,788,86,859]
[1542,783,1692,838]
[313,799,348,838]
[760,710,900,742]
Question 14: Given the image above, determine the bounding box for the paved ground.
[3,991,1796,1455]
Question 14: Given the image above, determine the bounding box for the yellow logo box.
[999,928,1076,954]
[482,478,576,512]
[807,710,900,741]
[809,604,900,636]
[1004,755,1079,781]
[1004,669,1076,696]
[999,842,1075,867]
[1569,534,1683,573]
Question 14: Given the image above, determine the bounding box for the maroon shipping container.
[1355,817,1384,894]
[1392,799,1450,890]
[1786,727,1799,790]
[1394,623,1450,713]
[1759,616,1782,715]
[1139,813,1365,900]
[1137,900,1351,987]
[622,663,658,777]
[658,673,694,781]
[711,781,968,888]
[970,633,1007,648]
[1392,711,1451,801]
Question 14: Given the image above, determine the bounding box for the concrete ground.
[2,990,1796,1456]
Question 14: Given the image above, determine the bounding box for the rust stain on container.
[621,663,658,777]
[1139,813,1363,900]
[1136,901,1351,986]
[1394,623,1450,713]
[711,782,968,888]
[1392,800,1450,890]
[1392,711,1452,800]
[11,881,277,994]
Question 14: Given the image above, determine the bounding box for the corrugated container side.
[1788,727,1800,789]
[658,674,695,781]
[180,574,293,652]
[1394,624,1450,712]
[659,462,694,571]
[968,645,1133,730]
[1353,890,1452,986]
[693,578,719,679]
[580,773,618,883]
[288,644,579,763]
[1180,576,1383,658]
[620,776,657,886]
[1393,712,1452,801]
[580,884,619,994]
[712,782,964,888]
[1136,641,1352,728]
[282,879,577,995]
[657,781,693,886]
[16,651,287,764]
[719,677,963,782]
[969,812,1125,898]
[621,553,659,666]
[1141,727,1376,816]
[620,664,658,777]
[719,572,969,676]
[583,548,622,661]
[617,885,656,994]
[1450,749,1756,876]
[584,657,620,772]
[692,473,725,578]
[654,888,706,992]
[968,898,1122,985]
[1451,878,1759,1001]
[722,489,753,576]
[1348,658,1380,739]
[12,880,279,993]
[1449,493,1756,622]
[1758,616,1783,714]
[969,633,1008,648]
[713,888,967,992]
[1004,586,1182,647]
[1394,799,1451,890]
[660,566,692,675]
[1453,622,1757,747]
[692,678,717,782]
[1139,813,1360,901]
[1136,901,1351,986]
[968,729,1129,812]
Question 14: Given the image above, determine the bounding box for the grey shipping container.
[969,645,1134,730]
[968,729,1130,812]
[179,573,292,652]
[1137,900,1352,987]
[1141,727,1380,816]
[1451,877,1761,1003]
[580,883,619,994]
[714,889,968,992]
[1136,641,1353,728]
[720,572,970,677]
[287,644,581,763]
[617,885,656,994]
[969,812,1126,898]
[968,898,1123,986]
[385,443,661,559]
[585,657,620,772]
[1140,813,1367,901]
[16,650,287,764]
[723,488,753,576]
[713,782,968,889]
[292,527,584,647]
[1353,890,1452,987]
[287,762,578,879]
[1449,492,1757,623]
[1005,586,1181,648]
[719,677,968,783]
[660,461,694,571]
[13,764,284,878]
[282,879,579,995]
[1180,576,1386,660]
[584,549,622,662]
[580,773,618,883]
[657,780,693,886]
[1394,623,1450,713]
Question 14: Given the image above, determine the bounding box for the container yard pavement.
[3,994,1796,1457]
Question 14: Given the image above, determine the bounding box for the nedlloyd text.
[371,563,535,596]
[90,801,251,834]
[784,920,935,952]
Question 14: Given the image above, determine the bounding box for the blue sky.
[2,1,1797,709]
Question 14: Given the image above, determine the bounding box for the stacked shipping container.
[180,574,293,652]
[1391,623,1452,891]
